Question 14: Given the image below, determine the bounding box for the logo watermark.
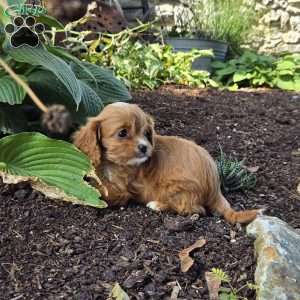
[4,1,47,18]
[3,1,47,48]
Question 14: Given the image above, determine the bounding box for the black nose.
[138,144,147,154]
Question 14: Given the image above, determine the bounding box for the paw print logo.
[4,16,45,48]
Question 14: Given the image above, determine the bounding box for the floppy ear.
[146,114,155,145]
[73,117,102,167]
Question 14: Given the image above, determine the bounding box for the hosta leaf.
[275,78,296,91]
[0,75,26,104]
[233,71,250,82]
[71,61,132,103]
[5,45,82,107]
[79,80,104,115]
[0,103,27,133]
[28,69,103,123]
[276,60,296,70]
[36,15,64,29]
[48,46,131,102]
[0,132,107,208]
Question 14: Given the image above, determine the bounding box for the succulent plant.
[216,147,256,194]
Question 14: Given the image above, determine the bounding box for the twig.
[0,57,48,113]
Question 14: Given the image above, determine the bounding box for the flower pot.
[165,37,228,72]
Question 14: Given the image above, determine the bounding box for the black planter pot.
[165,37,228,72]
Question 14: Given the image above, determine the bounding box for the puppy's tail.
[212,193,262,224]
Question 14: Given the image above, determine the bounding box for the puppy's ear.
[73,117,102,166]
[146,114,155,145]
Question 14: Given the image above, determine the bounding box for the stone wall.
[147,0,300,54]
[254,0,300,53]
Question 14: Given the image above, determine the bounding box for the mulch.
[1,87,299,300]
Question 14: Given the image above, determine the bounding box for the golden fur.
[73,103,261,224]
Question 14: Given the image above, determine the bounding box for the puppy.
[73,102,261,224]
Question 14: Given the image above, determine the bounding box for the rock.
[247,216,300,300]
[290,16,300,31]
[282,31,300,43]
[287,4,300,13]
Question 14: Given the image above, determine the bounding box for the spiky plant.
[216,148,256,194]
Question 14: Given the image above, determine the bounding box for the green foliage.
[0,132,107,208]
[192,0,257,54]
[87,41,214,89]
[211,268,258,300]
[0,13,131,134]
[72,23,215,90]
[216,148,256,194]
[163,0,257,54]
[211,268,231,283]
[212,51,300,91]
[0,75,26,104]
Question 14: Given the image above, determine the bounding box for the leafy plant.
[216,148,256,194]
[0,132,106,208]
[87,40,215,89]
[191,0,257,54]
[159,0,258,54]
[212,51,300,91]
[0,5,131,134]
[211,268,258,300]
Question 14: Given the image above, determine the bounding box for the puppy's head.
[73,102,155,167]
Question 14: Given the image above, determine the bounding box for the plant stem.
[0,57,48,113]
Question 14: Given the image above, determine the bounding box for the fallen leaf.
[205,272,221,300]
[292,149,300,157]
[111,283,130,300]
[179,239,206,272]
[297,182,300,196]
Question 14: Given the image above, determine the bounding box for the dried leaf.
[111,283,130,300]
[179,239,206,272]
[297,182,300,196]
[205,272,221,300]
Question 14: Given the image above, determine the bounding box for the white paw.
[146,201,161,212]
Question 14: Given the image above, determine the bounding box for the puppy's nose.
[138,144,148,154]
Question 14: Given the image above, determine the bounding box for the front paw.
[146,201,162,212]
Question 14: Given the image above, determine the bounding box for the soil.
[1,87,300,300]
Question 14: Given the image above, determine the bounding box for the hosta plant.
[0,4,131,134]
[0,132,107,208]
[212,51,300,91]
[216,148,256,194]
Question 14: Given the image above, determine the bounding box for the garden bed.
[0,87,299,300]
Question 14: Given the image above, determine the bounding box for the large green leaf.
[0,132,107,208]
[0,103,27,133]
[78,80,104,115]
[28,69,103,123]
[36,15,64,29]
[5,45,82,107]
[73,61,132,103]
[48,46,131,103]
[0,75,26,104]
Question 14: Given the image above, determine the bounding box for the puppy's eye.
[145,130,152,143]
[118,129,128,138]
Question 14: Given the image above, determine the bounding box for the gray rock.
[282,31,300,43]
[247,216,300,300]
[290,16,300,32]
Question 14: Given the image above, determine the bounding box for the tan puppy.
[73,102,261,224]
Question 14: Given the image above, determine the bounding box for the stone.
[247,216,300,300]
[279,10,290,28]
[262,0,273,5]
[287,4,300,13]
[290,16,300,31]
[282,31,300,43]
